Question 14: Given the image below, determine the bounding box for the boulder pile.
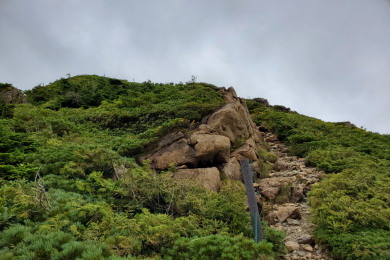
[144,87,264,191]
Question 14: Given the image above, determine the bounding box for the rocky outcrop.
[147,130,231,170]
[252,98,270,107]
[203,101,262,144]
[144,87,265,191]
[0,84,27,104]
[332,121,357,128]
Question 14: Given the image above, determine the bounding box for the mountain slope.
[0,75,285,259]
[0,75,388,259]
[247,100,390,259]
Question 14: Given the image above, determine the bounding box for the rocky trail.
[259,132,332,260]
[141,87,333,259]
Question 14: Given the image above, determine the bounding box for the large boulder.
[148,132,230,170]
[150,138,196,170]
[188,132,231,166]
[174,167,221,192]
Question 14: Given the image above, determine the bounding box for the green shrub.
[306,147,372,173]
[256,149,278,178]
[165,234,274,260]
[315,228,390,260]
[0,121,37,179]
[0,180,45,223]
[263,222,287,256]
[0,224,118,260]
[231,137,246,151]
[275,183,291,204]
[0,100,14,118]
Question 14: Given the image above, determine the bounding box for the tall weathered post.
[240,158,263,242]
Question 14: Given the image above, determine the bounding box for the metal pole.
[241,158,263,242]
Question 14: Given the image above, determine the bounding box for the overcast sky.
[1,0,389,134]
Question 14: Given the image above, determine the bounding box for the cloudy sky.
[1,0,389,134]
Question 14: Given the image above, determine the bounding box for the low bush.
[165,234,275,260]
[0,224,120,260]
[256,149,278,178]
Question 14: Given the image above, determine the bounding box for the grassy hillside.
[3,75,387,259]
[0,76,285,259]
[247,100,390,260]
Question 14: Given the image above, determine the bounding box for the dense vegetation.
[4,75,387,259]
[247,100,390,260]
[0,83,17,118]
[0,75,285,259]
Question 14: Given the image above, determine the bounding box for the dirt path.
[260,132,332,260]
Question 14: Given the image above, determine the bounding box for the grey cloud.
[0,0,389,133]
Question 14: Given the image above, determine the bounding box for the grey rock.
[297,235,315,245]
